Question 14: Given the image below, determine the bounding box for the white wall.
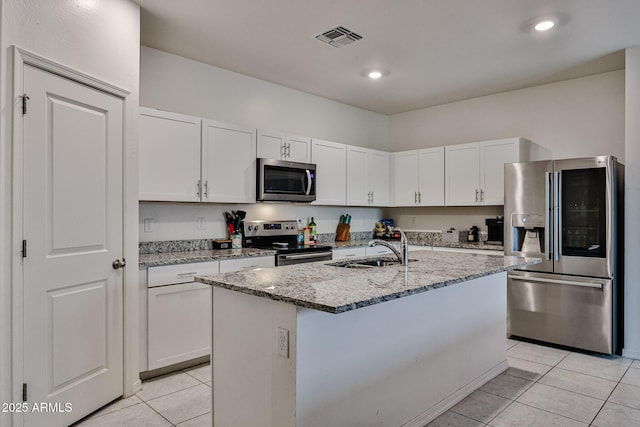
[389,71,625,161]
[0,0,141,420]
[141,47,389,150]
[624,47,640,359]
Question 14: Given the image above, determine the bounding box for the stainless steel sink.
[328,257,417,268]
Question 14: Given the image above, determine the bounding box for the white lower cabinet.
[219,256,275,273]
[148,282,212,370]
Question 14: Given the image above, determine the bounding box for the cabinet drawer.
[365,245,395,256]
[148,261,220,287]
[332,247,366,260]
[219,256,275,273]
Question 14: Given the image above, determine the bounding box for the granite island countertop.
[196,251,539,314]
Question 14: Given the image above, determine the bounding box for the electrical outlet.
[197,217,205,230]
[277,327,289,358]
[411,216,416,226]
[143,218,153,233]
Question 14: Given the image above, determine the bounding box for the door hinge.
[21,93,30,115]
[22,240,27,258]
[22,383,27,402]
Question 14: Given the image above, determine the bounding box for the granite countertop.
[330,239,504,252]
[196,251,539,314]
[139,248,277,268]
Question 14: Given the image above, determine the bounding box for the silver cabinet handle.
[480,189,484,201]
[281,143,286,159]
[414,191,418,204]
[508,274,603,289]
[287,143,291,158]
[475,189,479,202]
[281,252,333,260]
[204,180,209,198]
[197,179,202,198]
[371,191,374,204]
[418,191,421,203]
[176,272,198,277]
[242,265,259,270]
[112,259,126,270]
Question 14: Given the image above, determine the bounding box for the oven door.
[257,158,316,202]
[277,251,332,266]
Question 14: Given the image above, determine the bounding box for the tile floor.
[75,339,640,426]
[427,339,640,426]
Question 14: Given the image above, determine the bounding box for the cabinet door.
[139,108,202,202]
[219,256,275,273]
[332,247,366,260]
[368,149,390,206]
[480,139,519,205]
[202,119,257,203]
[445,143,480,206]
[311,139,347,205]
[257,129,286,160]
[346,146,369,206]
[286,134,311,163]
[392,151,420,206]
[148,282,211,370]
[418,147,444,206]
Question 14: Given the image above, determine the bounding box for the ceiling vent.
[315,26,363,48]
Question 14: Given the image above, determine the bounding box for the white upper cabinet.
[311,139,347,205]
[257,129,311,163]
[202,119,257,203]
[139,108,202,202]
[285,134,311,163]
[347,146,390,206]
[392,147,444,206]
[445,138,531,206]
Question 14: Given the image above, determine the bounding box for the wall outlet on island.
[277,327,289,358]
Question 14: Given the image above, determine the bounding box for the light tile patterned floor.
[74,364,211,426]
[75,339,640,426]
[428,339,640,426]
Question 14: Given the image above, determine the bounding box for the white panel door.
[418,147,445,206]
[202,119,257,203]
[368,149,390,206]
[392,151,419,206]
[139,108,202,202]
[22,65,124,426]
[286,134,311,163]
[257,129,286,160]
[481,139,519,205]
[346,146,369,206]
[311,139,346,205]
[445,143,480,206]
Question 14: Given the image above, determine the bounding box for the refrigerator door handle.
[545,172,552,260]
[508,274,603,290]
[554,171,561,262]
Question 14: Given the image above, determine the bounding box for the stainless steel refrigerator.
[504,155,624,354]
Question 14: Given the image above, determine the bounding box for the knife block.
[335,223,351,241]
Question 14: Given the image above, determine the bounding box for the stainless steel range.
[244,220,333,266]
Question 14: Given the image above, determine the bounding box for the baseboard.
[402,359,509,427]
[622,347,640,360]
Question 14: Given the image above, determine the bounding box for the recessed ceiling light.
[368,71,383,79]
[534,20,556,31]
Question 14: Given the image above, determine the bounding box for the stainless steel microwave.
[256,158,316,202]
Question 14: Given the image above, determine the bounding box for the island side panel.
[296,272,508,427]
[212,287,297,427]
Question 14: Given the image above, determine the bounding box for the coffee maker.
[485,217,504,245]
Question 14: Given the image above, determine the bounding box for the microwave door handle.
[305,169,312,195]
[554,171,561,261]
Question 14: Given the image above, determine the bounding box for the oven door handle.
[279,251,332,260]
[305,169,312,195]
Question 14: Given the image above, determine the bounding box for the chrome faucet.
[368,229,409,266]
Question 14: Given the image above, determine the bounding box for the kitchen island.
[196,251,539,427]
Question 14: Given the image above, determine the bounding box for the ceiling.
[136,0,640,115]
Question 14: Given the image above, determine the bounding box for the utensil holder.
[336,223,351,241]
